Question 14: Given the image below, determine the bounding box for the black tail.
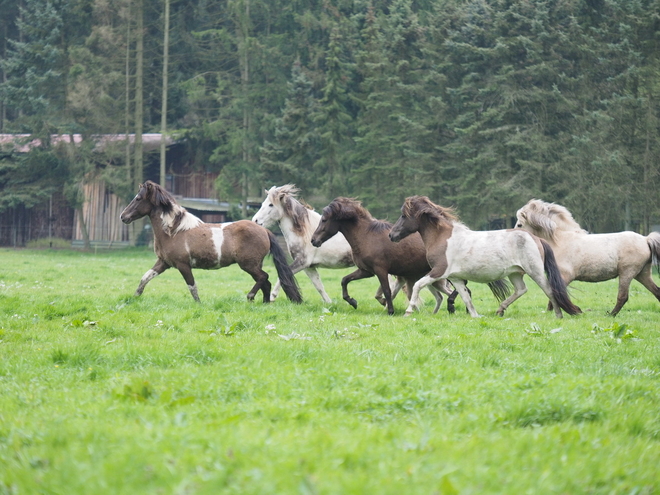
[487,279,513,303]
[647,232,660,273]
[541,239,581,315]
[268,231,302,304]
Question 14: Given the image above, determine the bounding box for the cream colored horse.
[516,199,660,315]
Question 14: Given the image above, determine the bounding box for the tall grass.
[1,248,659,494]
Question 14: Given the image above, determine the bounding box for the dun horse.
[120,181,302,304]
[389,196,582,318]
[310,197,509,315]
[516,199,660,315]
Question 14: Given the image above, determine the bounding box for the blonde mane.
[517,199,585,241]
[403,196,459,226]
[269,184,314,236]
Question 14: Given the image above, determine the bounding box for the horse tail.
[268,230,303,304]
[487,279,513,303]
[540,238,582,315]
[647,232,660,273]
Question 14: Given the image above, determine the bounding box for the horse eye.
[268,203,273,207]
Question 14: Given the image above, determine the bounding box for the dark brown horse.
[120,181,302,304]
[310,197,509,315]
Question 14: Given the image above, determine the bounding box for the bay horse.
[120,181,302,304]
[389,196,582,318]
[310,197,510,315]
[252,185,460,311]
[516,199,660,315]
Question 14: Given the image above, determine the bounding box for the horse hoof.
[346,298,358,309]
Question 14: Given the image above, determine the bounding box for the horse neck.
[337,216,374,247]
[148,207,171,246]
[279,207,317,246]
[417,216,454,246]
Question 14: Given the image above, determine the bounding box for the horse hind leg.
[238,260,271,303]
[608,273,636,316]
[449,279,481,317]
[635,264,660,306]
[376,276,404,306]
[304,267,332,304]
[496,274,528,317]
[175,263,201,302]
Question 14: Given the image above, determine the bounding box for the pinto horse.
[120,181,302,304]
[389,196,582,318]
[252,184,431,308]
[516,199,660,315]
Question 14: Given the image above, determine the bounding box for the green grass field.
[1,247,659,494]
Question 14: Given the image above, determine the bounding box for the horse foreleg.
[341,268,374,309]
[374,271,396,315]
[304,267,332,304]
[405,275,439,316]
[135,259,170,297]
[175,264,200,302]
[376,276,404,306]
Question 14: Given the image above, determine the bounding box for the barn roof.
[0,133,176,154]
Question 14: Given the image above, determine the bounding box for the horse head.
[390,196,456,242]
[120,181,175,225]
[311,197,361,247]
[515,199,560,240]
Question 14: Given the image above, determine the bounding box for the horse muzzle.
[311,236,323,248]
[389,231,401,243]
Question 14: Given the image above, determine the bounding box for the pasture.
[1,247,659,494]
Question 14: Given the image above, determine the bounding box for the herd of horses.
[120,181,660,318]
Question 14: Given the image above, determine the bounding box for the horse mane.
[517,199,585,241]
[270,184,314,236]
[325,197,391,232]
[143,180,202,236]
[402,195,458,226]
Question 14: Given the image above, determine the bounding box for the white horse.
[252,185,353,303]
[252,185,455,310]
[516,199,660,315]
[389,196,582,318]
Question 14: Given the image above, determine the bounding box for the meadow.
[1,247,659,494]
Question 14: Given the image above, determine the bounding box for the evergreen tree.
[260,59,320,191]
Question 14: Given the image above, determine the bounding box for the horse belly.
[311,235,354,268]
[185,226,227,269]
[443,232,526,282]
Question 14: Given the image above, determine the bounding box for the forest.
[1,0,660,233]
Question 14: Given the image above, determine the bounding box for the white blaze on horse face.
[211,225,225,262]
[252,192,282,229]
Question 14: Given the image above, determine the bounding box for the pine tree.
[260,59,320,191]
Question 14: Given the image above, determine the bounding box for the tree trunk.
[239,0,250,218]
[160,0,170,188]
